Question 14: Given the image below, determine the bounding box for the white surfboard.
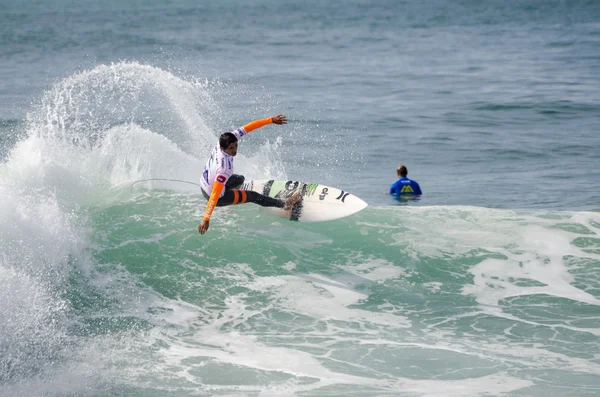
[241,179,368,222]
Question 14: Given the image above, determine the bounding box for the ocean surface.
[1,1,600,396]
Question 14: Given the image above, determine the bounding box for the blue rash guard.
[390,177,422,196]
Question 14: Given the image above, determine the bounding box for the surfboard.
[240,179,367,222]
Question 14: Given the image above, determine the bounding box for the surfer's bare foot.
[284,192,301,211]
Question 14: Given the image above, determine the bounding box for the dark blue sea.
[1,1,599,396]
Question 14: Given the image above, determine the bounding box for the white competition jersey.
[199,127,247,197]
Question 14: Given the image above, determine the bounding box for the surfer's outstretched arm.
[241,114,287,134]
[198,178,225,235]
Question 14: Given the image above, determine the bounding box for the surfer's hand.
[198,220,209,235]
[271,114,287,125]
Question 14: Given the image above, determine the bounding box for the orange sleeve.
[203,180,225,221]
[242,117,273,134]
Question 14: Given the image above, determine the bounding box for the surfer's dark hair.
[219,132,238,149]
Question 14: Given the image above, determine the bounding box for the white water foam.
[1,60,294,395]
[147,262,533,396]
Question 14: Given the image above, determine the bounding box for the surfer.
[389,165,422,197]
[198,114,301,235]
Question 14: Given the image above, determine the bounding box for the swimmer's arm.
[198,179,225,235]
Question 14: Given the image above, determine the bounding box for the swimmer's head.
[397,165,408,177]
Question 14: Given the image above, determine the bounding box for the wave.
[68,194,600,395]
[0,61,286,394]
[3,175,600,395]
[2,61,599,396]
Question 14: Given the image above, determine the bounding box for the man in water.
[389,165,422,198]
[198,114,300,235]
